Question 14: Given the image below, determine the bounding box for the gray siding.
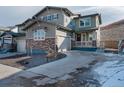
[37,8,65,26]
[26,22,56,39]
[56,29,72,37]
[75,16,98,31]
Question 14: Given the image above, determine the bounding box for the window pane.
[80,20,85,26]
[33,29,45,40]
[47,15,51,21]
[52,14,58,20]
[85,18,90,26]
[85,21,90,26]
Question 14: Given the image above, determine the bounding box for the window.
[52,14,58,20]
[33,29,45,40]
[80,17,91,27]
[80,21,85,27]
[41,13,58,21]
[47,15,52,21]
[4,38,12,44]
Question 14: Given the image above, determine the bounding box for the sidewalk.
[0,64,22,80]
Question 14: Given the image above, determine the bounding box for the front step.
[71,47,97,52]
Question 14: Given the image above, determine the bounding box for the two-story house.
[72,14,101,51]
[17,6,101,54]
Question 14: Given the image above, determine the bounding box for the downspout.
[55,26,57,55]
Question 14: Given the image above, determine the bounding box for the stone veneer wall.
[26,38,56,54]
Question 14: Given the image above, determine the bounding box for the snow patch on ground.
[103,70,124,87]
[103,53,119,57]
[94,53,124,87]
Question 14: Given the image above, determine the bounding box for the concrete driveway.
[0,51,100,86]
[27,51,95,78]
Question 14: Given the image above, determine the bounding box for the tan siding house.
[16,6,101,54]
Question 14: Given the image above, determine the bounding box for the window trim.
[52,13,58,20]
[47,15,52,21]
[79,17,91,27]
[33,29,46,41]
[40,13,59,22]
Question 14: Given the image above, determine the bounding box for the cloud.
[0,6,124,26]
[69,6,124,25]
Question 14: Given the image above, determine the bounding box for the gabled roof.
[101,19,124,30]
[0,31,25,37]
[16,18,32,26]
[33,6,75,18]
[74,13,102,24]
[75,13,100,18]
[22,19,72,31]
[17,6,75,27]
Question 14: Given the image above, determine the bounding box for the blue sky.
[0,6,124,26]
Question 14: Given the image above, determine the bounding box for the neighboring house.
[0,26,26,53]
[0,31,25,52]
[16,6,101,54]
[0,26,10,35]
[100,19,124,49]
[11,26,26,53]
[0,27,11,47]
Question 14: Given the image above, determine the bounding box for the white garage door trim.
[57,35,71,52]
[17,39,26,53]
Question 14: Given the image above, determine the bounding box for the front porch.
[74,41,96,48]
[72,32,97,48]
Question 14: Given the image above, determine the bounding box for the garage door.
[17,39,26,53]
[57,36,71,52]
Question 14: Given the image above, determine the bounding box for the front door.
[76,34,81,41]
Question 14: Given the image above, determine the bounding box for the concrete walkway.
[27,51,95,78]
[0,64,22,80]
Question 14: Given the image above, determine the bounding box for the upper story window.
[47,15,52,21]
[52,14,58,20]
[41,13,59,21]
[79,17,91,27]
[33,29,45,40]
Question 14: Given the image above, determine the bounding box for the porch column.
[81,33,83,47]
